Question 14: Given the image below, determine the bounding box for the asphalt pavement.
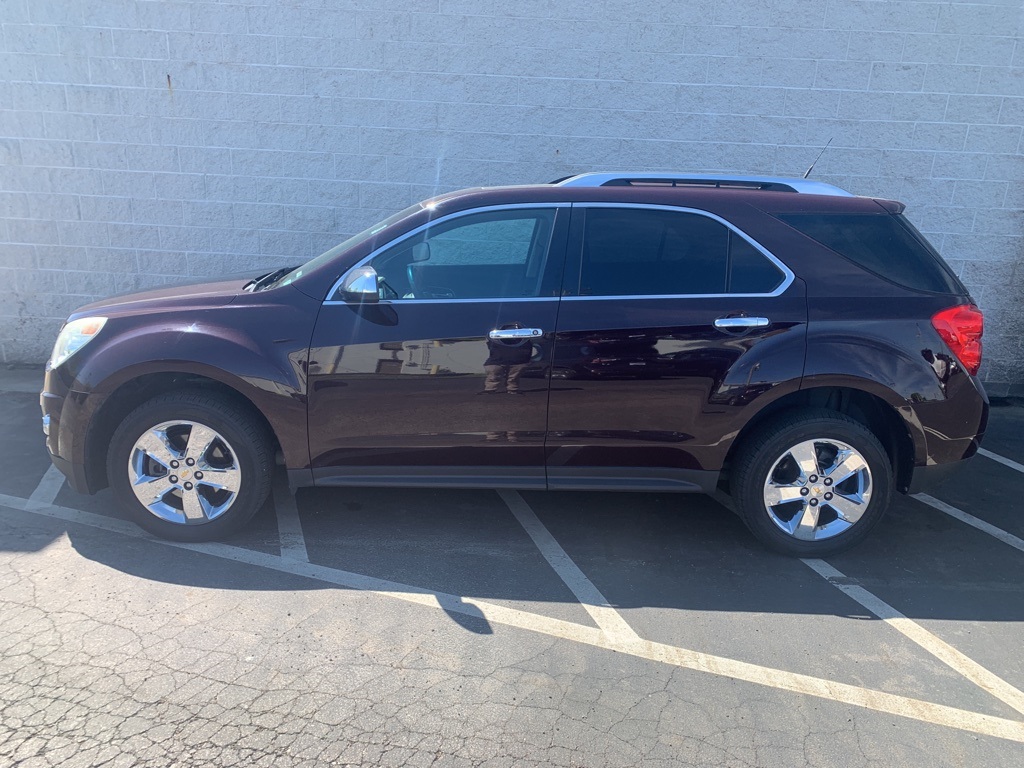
[2,366,1023,767]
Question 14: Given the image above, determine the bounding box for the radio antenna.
[803,137,833,179]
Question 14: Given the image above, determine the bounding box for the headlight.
[48,317,107,369]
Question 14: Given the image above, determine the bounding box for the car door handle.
[714,316,770,330]
[489,328,544,340]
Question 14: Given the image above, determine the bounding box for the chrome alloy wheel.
[127,420,242,525]
[762,438,873,541]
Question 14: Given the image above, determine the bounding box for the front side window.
[360,208,558,300]
[577,208,785,297]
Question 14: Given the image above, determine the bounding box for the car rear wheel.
[732,409,892,556]
[107,391,273,542]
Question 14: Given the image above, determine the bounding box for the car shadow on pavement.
[5,478,1020,630]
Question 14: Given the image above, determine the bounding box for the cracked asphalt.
[2,367,1023,767]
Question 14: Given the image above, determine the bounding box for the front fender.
[62,295,319,474]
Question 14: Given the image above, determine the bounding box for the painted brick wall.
[2,0,1022,392]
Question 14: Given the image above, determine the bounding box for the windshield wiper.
[244,267,295,292]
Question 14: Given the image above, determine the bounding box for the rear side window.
[778,213,963,294]
[579,208,785,297]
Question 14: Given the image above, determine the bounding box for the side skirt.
[292,466,720,494]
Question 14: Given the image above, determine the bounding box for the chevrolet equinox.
[40,173,988,556]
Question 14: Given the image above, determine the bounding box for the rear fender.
[802,327,948,466]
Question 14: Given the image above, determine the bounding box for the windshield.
[267,202,425,290]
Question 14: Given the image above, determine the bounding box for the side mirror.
[338,266,380,304]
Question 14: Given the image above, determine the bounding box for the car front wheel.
[732,410,893,556]
[107,390,273,542]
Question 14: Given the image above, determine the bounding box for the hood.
[70,272,261,319]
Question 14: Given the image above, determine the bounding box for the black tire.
[732,409,893,557]
[107,390,273,542]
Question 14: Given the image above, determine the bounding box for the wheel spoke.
[185,424,218,463]
[135,429,178,468]
[146,498,173,517]
[826,493,866,524]
[181,490,209,521]
[135,476,171,505]
[196,467,241,494]
[826,451,867,486]
[134,473,167,495]
[790,503,820,540]
[764,484,805,506]
[788,440,820,478]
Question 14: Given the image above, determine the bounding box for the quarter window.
[578,208,784,297]
[776,212,963,294]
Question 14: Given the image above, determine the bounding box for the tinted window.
[365,208,557,300]
[778,212,963,294]
[579,208,784,297]
[427,218,538,266]
[728,236,785,293]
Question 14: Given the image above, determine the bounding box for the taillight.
[931,304,984,376]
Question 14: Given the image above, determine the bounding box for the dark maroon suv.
[40,173,988,556]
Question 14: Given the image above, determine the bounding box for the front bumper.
[40,367,99,494]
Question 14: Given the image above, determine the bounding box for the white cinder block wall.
[2,1,1022,392]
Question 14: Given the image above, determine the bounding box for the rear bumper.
[904,371,988,494]
[907,456,973,494]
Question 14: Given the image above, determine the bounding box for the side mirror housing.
[338,266,380,304]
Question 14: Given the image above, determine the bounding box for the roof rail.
[552,172,855,197]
